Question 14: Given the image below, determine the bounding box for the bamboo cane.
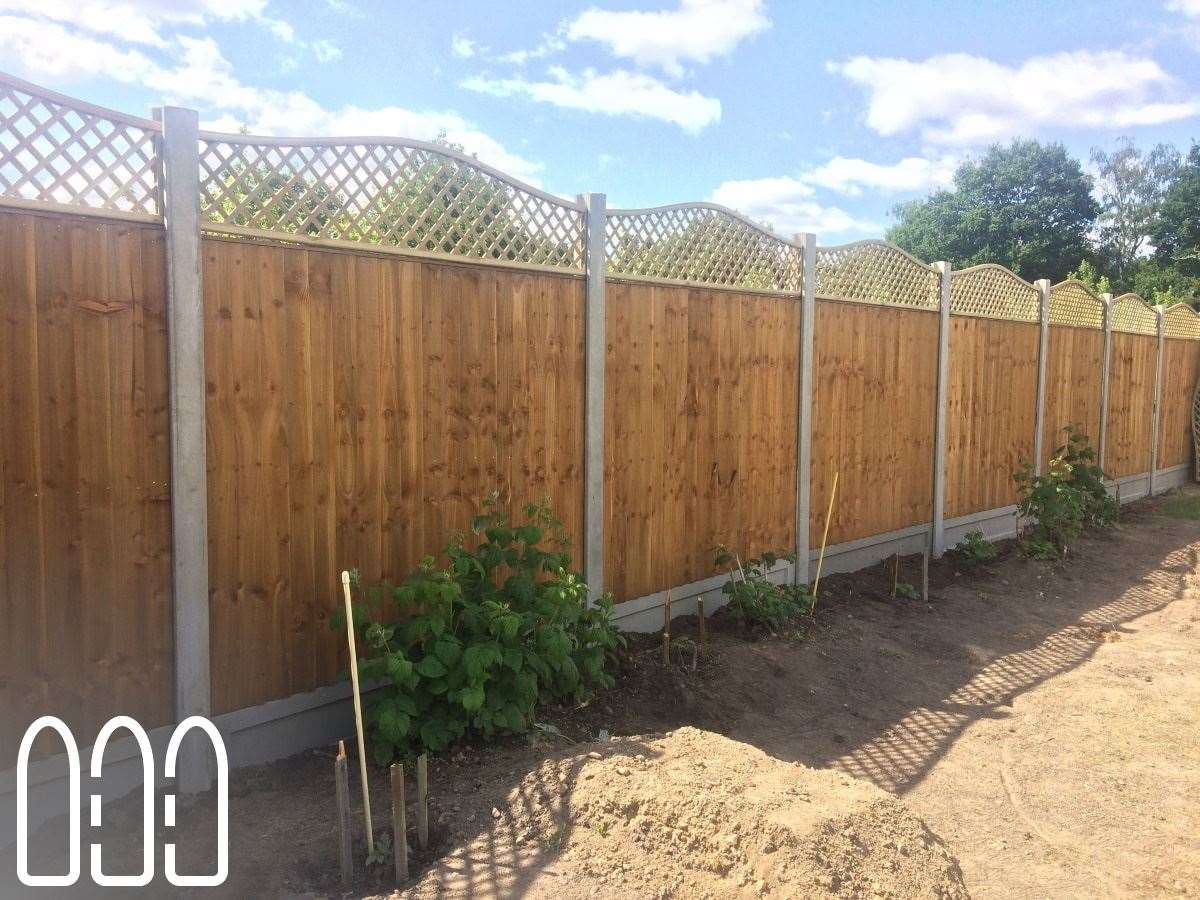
[341,570,374,856]
[662,588,672,667]
[812,471,840,600]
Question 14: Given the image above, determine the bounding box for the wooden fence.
[3,74,1200,770]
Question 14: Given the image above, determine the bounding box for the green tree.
[1151,143,1200,280]
[888,140,1099,281]
[1090,138,1180,286]
[1066,259,1111,295]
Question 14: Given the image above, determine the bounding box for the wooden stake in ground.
[891,553,900,600]
[341,570,374,857]
[416,754,429,851]
[921,537,931,603]
[390,764,409,884]
[334,741,354,890]
[662,587,672,667]
[812,471,840,601]
[696,597,706,644]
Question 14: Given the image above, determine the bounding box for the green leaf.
[459,683,486,712]
[416,655,448,679]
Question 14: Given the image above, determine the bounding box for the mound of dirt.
[407,727,967,899]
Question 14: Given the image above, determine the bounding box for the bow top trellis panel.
[1048,280,1105,329]
[814,240,939,309]
[1109,294,1160,336]
[949,264,1039,322]
[1163,303,1200,340]
[197,132,586,273]
[604,202,803,293]
[0,71,162,220]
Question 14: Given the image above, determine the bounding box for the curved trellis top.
[1048,280,1105,329]
[814,240,939,309]
[1109,294,1160,336]
[604,203,803,292]
[949,264,1039,321]
[197,132,587,272]
[0,71,162,219]
[1163,303,1200,340]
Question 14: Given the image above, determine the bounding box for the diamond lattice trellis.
[604,204,802,292]
[197,138,585,270]
[1048,280,1104,329]
[949,264,1039,321]
[814,241,938,309]
[1163,303,1200,340]
[1109,294,1159,336]
[0,76,161,217]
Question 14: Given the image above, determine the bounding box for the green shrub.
[714,547,814,630]
[1014,426,1117,559]
[335,498,623,763]
[952,529,998,565]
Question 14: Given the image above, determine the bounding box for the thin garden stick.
[335,741,354,889]
[812,471,840,601]
[416,754,429,850]
[341,570,374,857]
[662,588,672,667]
[921,537,930,603]
[891,553,899,600]
[696,597,706,644]
[391,764,408,883]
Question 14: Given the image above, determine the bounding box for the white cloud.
[0,0,281,46]
[1167,0,1200,16]
[565,0,769,77]
[829,50,1200,145]
[311,38,342,63]
[451,34,477,58]
[710,177,882,237]
[462,67,721,133]
[0,18,544,184]
[798,155,960,196]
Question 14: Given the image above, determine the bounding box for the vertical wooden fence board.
[1105,332,1158,479]
[203,240,585,714]
[1041,326,1105,469]
[946,318,1040,518]
[604,282,799,603]
[0,209,172,767]
[1157,337,1200,471]
[810,301,938,544]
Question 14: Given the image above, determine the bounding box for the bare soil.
[6,490,1200,898]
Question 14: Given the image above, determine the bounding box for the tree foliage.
[1152,143,1200,280]
[1090,139,1180,284]
[888,140,1099,281]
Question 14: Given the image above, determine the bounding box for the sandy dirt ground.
[4,491,1199,898]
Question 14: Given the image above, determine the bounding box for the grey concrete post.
[158,107,211,793]
[1099,293,1113,472]
[1149,306,1165,495]
[581,193,606,605]
[1033,279,1051,474]
[794,233,816,585]
[931,262,952,557]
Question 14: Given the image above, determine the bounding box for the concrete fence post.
[794,233,816,585]
[1099,293,1113,473]
[931,262,952,557]
[581,193,606,605]
[157,106,211,793]
[1149,305,1165,495]
[1033,279,1051,474]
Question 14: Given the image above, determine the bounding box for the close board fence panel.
[202,237,586,714]
[0,209,173,768]
[1106,295,1161,480]
[945,266,1042,519]
[603,280,800,603]
[1041,281,1107,469]
[1157,305,1200,470]
[810,300,938,544]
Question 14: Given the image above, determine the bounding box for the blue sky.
[3,0,1200,239]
